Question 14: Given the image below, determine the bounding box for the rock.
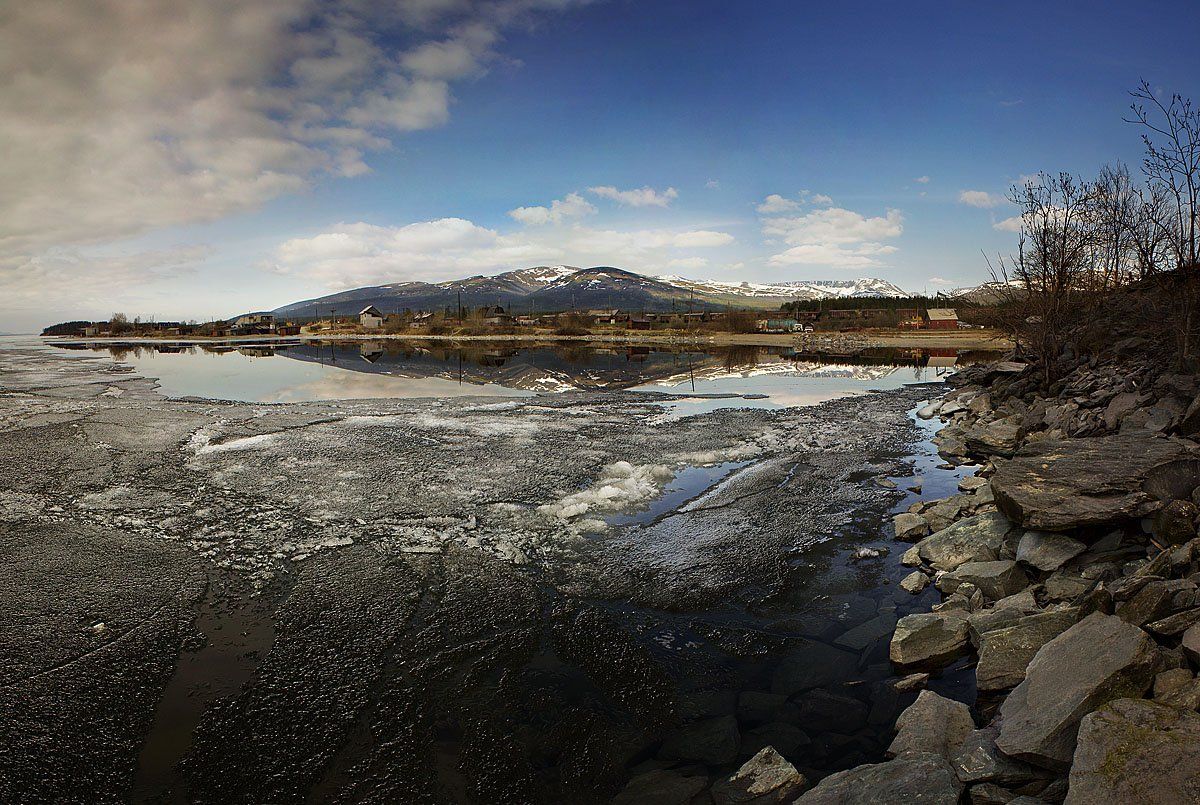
[1153,667,1194,699]
[968,782,1019,805]
[1115,580,1176,627]
[893,512,930,542]
[893,673,929,693]
[659,714,741,765]
[793,690,868,734]
[834,613,897,651]
[901,545,922,567]
[712,747,807,805]
[1015,531,1087,572]
[613,769,709,805]
[737,692,795,726]
[900,570,930,594]
[959,476,989,493]
[990,434,1197,531]
[1155,499,1199,545]
[741,722,810,757]
[966,415,1024,458]
[994,588,1040,611]
[1159,679,1200,710]
[996,613,1159,769]
[940,560,1030,601]
[1181,622,1200,667]
[890,612,970,671]
[953,727,1046,787]
[968,606,1036,648]
[796,751,964,804]
[976,608,1080,692]
[771,642,859,696]
[917,512,1014,571]
[1147,607,1200,636]
[1103,392,1139,430]
[886,690,974,760]
[1066,699,1200,805]
[1042,571,1093,603]
[1143,457,1200,502]
[924,494,971,531]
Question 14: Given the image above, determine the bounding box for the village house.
[232,313,276,335]
[359,305,384,329]
[924,308,959,330]
[410,311,435,328]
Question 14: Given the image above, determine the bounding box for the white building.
[359,305,384,329]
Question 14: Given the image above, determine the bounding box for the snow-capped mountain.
[271,266,914,318]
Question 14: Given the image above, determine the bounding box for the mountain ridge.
[271,266,912,318]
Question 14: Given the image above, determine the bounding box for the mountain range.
[271,266,912,318]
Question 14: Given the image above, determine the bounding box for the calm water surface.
[46,339,1003,405]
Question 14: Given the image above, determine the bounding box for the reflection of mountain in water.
[54,340,1001,394]
[274,341,990,392]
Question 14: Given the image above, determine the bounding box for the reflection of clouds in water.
[259,371,533,403]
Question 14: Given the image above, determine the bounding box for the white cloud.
[705,179,721,189]
[993,215,1023,233]
[809,193,834,206]
[267,218,735,288]
[927,276,955,286]
[760,206,903,269]
[507,192,596,225]
[756,194,800,214]
[915,176,931,184]
[959,190,1004,208]
[587,185,679,207]
[0,0,591,271]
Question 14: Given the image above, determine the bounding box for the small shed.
[925,309,959,330]
[360,306,384,329]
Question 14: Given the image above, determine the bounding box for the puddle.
[605,461,749,527]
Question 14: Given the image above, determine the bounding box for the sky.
[3,0,1200,332]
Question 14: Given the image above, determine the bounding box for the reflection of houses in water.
[360,342,384,363]
[237,347,276,358]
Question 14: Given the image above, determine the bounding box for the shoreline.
[45,329,1011,351]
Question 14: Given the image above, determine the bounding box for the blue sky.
[4,0,1200,330]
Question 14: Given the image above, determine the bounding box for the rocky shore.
[772,353,1200,803]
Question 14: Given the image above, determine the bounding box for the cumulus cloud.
[760,206,903,269]
[587,185,679,207]
[809,193,834,206]
[959,190,1004,208]
[993,215,1023,233]
[757,194,800,214]
[507,192,596,225]
[928,276,955,286]
[0,0,591,266]
[915,176,931,184]
[267,218,734,287]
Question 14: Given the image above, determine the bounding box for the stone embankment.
[800,355,1200,803]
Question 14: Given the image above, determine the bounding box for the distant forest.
[780,296,958,313]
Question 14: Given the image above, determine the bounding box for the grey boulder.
[1015,531,1086,572]
[1066,699,1200,804]
[996,613,1159,769]
[890,612,970,671]
[712,746,808,805]
[916,512,1014,571]
[975,608,1080,692]
[797,752,963,804]
[885,690,974,760]
[613,769,709,805]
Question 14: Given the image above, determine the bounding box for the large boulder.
[893,512,930,542]
[890,612,970,671]
[1015,531,1086,572]
[1066,699,1200,804]
[712,747,808,805]
[990,434,1197,531]
[886,690,974,760]
[975,608,1080,692]
[916,512,1015,571]
[964,415,1024,457]
[796,752,964,804]
[996,613,1159,769]
[938,560,1029,601]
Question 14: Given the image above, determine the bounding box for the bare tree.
[1127,80,1200,270]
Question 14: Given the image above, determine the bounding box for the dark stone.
[659,715,741,765]
[771,642,859,697]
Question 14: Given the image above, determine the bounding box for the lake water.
[47,339,1003,406]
